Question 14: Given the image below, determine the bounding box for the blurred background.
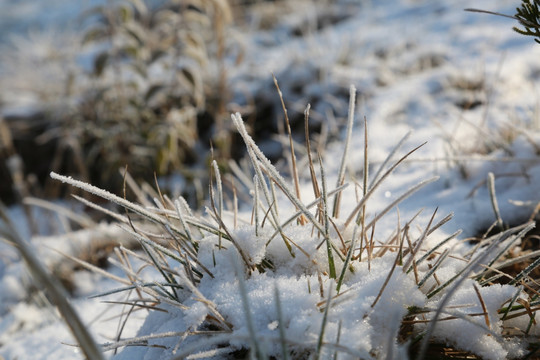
[0,0,354,214]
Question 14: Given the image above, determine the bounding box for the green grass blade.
[315,286,334,360]
[319,154,336,279]
[409,230,461,274]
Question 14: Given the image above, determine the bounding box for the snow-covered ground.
[2,0,540,359]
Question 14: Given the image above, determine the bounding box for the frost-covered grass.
[14,99,537,359]
[3,1,540,359]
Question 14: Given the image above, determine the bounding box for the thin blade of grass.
[304,104,322,208]
[509,251,540,285]
[371,218,405,308]
[273,75,307,225]
[315,285,334,360]
[0,204,105,360]
[274,285,290,360]
[473,283,491,329]
[402,207,439,273]
[417,248,450,289]
[487,172,504,230]
[234,252,266,359]
[410,230,461,273]
[332,85,356,218]
[464,8,539,28]
[488,249,540,279]
[333,320,342,360]
[253,175,260,235]
[212,160,224,247]
[174,199,195,246]
[51,172,193,242]
[319,154,336,279]
[364,176,440,233]
[475,223,534,282]
[344,142,427,228]
[231,113,324,234]
[356,116,369,261]
[89,283,182,300]
[369,131,412,189]
[72,194,128,223]
[23,197,96,228]
[336,227,357,293]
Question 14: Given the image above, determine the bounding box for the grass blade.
[0,204,105,360]
[273,75,306,225]
[231,113,324,234]
[509,250,540,285]
[315,285,334,360]
[417,223,535,360]
[369,131,412,189]
[344,142,427,228]
[274,285,290,360]
[234,253,265,359]
[487,172,503,230]
[364,176,440,233]
[410,230,461,273]
[332,85,356,218]
[319,154,336,279]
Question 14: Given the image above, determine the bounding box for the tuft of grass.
[30,88,540,359]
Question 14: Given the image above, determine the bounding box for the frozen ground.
[2,0,540,359]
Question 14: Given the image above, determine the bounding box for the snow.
[2,0,540,359]
[426,281,524,359]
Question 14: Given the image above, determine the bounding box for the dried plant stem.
[473,283,491,329]
[487,172,503,230]
[369,131,411,188]
[253,175,260,235]
[358,116,369,261]
[273,75,307,225]
[304,105,323,222]
[212,160,224,247]
[332,85,356,218]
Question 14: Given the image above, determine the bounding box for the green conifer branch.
[513,0,540,44]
